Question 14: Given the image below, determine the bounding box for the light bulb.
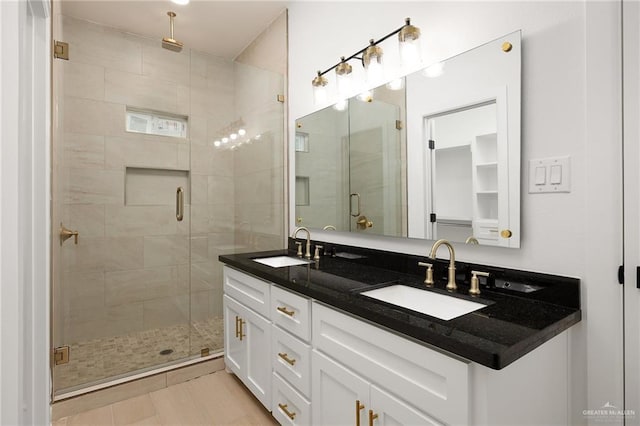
[238,128,246,136]
[386,78,404,91]
[333,99,348,111]
[222,137,229,144]
[230,133,238,140]
[423,62,444,78]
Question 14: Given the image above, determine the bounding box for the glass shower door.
[51,15,194,394]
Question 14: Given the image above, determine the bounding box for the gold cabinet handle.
[355,400,365,426]
[234,315,240,338]
[278,352,296,366]
[368,410,378,426]
[176,187,184,222]
[278,403,296,420]
[238,318,245,341]
[350,193,361,217]
[277,306,295,317]
[60,223,79,245]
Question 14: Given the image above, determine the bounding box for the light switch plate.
[529,156,571,193]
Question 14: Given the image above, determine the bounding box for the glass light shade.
[312,71,328,105]
[230,133,238,140]
[238,128,246,136]
[335,57,353,98]
[363,41,384,86]
[386,78,404,91]
[222,137,229,144]
[399,38,421,69]
[398,19,422,69]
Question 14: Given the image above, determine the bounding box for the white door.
[243,303,272,410]
[223,295,245,377]
[624,1,640,422]
[312,350,369,426]
[369,385,443,426]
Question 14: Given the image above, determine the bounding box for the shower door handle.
[176,187,184,222]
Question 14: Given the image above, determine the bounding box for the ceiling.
[60,0,288,59]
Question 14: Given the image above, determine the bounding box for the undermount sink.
[253,256,312,268]
[360,285,487,320]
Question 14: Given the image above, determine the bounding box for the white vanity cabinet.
[312,302,469,425]
[223,267,272,410]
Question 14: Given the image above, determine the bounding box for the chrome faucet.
[292,227,312,259]
[428,239,457,292]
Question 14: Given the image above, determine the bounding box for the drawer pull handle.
[277,306,295,317]
[355,400,365,426]
[278,352,296,366]
[278,403,296,420]
[368,410,378,426]
[235,315,240,338]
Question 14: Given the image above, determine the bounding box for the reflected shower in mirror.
[294,30,521,248]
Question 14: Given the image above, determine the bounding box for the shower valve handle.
[60,223,79,245]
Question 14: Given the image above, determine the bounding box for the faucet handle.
[295,242,303,258]
[314,245,323,261]
[418,262,434,287]
[469,270,490,296]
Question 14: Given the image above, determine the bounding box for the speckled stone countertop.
[219,241,581,370]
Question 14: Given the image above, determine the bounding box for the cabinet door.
[370,385,444,426]
[312,350,369,426]
[223,295,245,377]
[243,303,272,410]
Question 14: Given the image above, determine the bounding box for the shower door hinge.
[53,41,69,60]
[395,120,403,130]
[54,346,70,365]
[428,139,435,150]
[277,94,285,103]
[200,347,210,357]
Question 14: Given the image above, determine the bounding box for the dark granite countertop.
[219,242,581,370]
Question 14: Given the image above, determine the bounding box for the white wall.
[288,2,623,424]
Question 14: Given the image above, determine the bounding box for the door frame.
[0,0,51,424]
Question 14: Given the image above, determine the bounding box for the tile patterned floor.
[55,317,224,392]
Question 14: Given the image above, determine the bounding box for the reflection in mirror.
[295,82,406,237]
[294,30,520,248]
[406,31,520,247]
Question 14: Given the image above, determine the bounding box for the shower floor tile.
[54,317,224,393]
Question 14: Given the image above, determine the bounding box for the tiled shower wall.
[54,13,285,360]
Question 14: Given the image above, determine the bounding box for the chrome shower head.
[162,11,183,51]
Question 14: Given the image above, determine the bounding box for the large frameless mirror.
[294,30,521,248]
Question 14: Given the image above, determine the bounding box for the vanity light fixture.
[162,12,183,51]
[311,18,421,104]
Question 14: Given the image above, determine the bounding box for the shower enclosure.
[51,13,286,396]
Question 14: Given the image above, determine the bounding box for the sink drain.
[159,349,174,356]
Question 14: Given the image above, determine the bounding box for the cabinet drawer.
[223,266,270,318]
[312,302,470,425]
[271,286,311,341]
[272,324,311,398]
[272,372,311,426]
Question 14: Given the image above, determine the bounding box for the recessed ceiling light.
[171,0,190,5]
